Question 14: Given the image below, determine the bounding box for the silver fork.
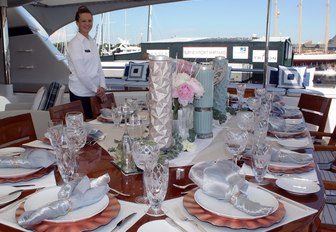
[175,208,207,232]
[173,183,196,189]
[109,188,130,197]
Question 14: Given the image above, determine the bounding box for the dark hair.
[75,5,92,22]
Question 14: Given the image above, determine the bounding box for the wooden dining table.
[0,139,325,232]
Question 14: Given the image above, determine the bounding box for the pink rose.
[173,73,191,89]
[175,83,194,106]
[188,78,204,98]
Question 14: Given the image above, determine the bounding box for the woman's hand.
[96,87,107,103]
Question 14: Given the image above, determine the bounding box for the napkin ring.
[230,192,241,204]
[65,200,73,214]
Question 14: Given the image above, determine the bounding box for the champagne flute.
[132,139,160,204]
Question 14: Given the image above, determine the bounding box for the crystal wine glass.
[236,111,254,152]
[223,126,248,165]
[111,106,123,127]
[132,139,160,204]
[144,158,169,216]
[236,83,246,110]
[251,143,272,185]
[65,111,84,127]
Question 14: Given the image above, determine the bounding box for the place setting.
[0,148,57,185]
[179,160,285,230]
[14,173,121,232]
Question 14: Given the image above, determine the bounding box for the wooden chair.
[0,113,37,148]
[90,93,117,118]
[48,100,85,124]
[298,93,332,133]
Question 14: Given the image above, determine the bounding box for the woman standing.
[66,5,107,119]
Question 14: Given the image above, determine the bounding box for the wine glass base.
[146,207,167,217]
[249,178,270,186]
[134,196,148,204]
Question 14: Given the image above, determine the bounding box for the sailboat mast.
[325,0,330,53]
[273,0,279,36]
[147,5,152,42]
[298,0,302,54]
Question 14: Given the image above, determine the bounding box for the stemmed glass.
[132,139,160,204]
[144,158,169,216]
[255,88,267,101]
[48,124,78,184]
[127,114,143,139]
[65,111,84,127]
[251,143,272,185]
[223,126,248,165]
[247,97,261,112]
[111,106,123,127]
[236,111,254,152]
[236,83,246,110]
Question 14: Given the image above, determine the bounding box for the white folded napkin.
[271,148,313,164]
[0,149,56,169]
[189,160,273,216]
[17,174,109,227]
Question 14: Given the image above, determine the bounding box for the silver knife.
[111,212,136,232]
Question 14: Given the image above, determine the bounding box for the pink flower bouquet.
[172,60,204,106]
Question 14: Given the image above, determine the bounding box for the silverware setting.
[109,188,130,197]
[111,212,136,232]
[12,184,36,188]
[0,189,22,201]
[173,183,196,189]
[174,208,207,232]
[165,217,188,232]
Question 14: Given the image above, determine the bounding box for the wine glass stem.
[142,172,147,199]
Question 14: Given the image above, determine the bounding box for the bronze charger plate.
[183,189,286,229]
[16,193,120,232]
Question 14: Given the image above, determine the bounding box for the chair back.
[90,93,116,118]
[298,93,332,132]
[0,113,37,148]
[48,100,85,124]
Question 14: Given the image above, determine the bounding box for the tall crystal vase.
[213,56,229,115]
[148,55,174,150]
[193,64,214,139]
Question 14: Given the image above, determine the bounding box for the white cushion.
[126,62,149,82]
[303,67,316,88]
[278,65,306,89]
[31,86,47,110]
[286,88,324,97]
[54,85,65,106]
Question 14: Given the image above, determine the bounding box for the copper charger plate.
[268,161,315,174]
[183,189,286,229]
[0,165,55,183]
[16,193,120,232]
[268,130,309,139]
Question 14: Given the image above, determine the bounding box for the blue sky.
[51,0,335,45]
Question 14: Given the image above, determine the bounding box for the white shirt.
[66,32,106,97]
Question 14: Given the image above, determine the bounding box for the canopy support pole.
[263,0,271,88]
